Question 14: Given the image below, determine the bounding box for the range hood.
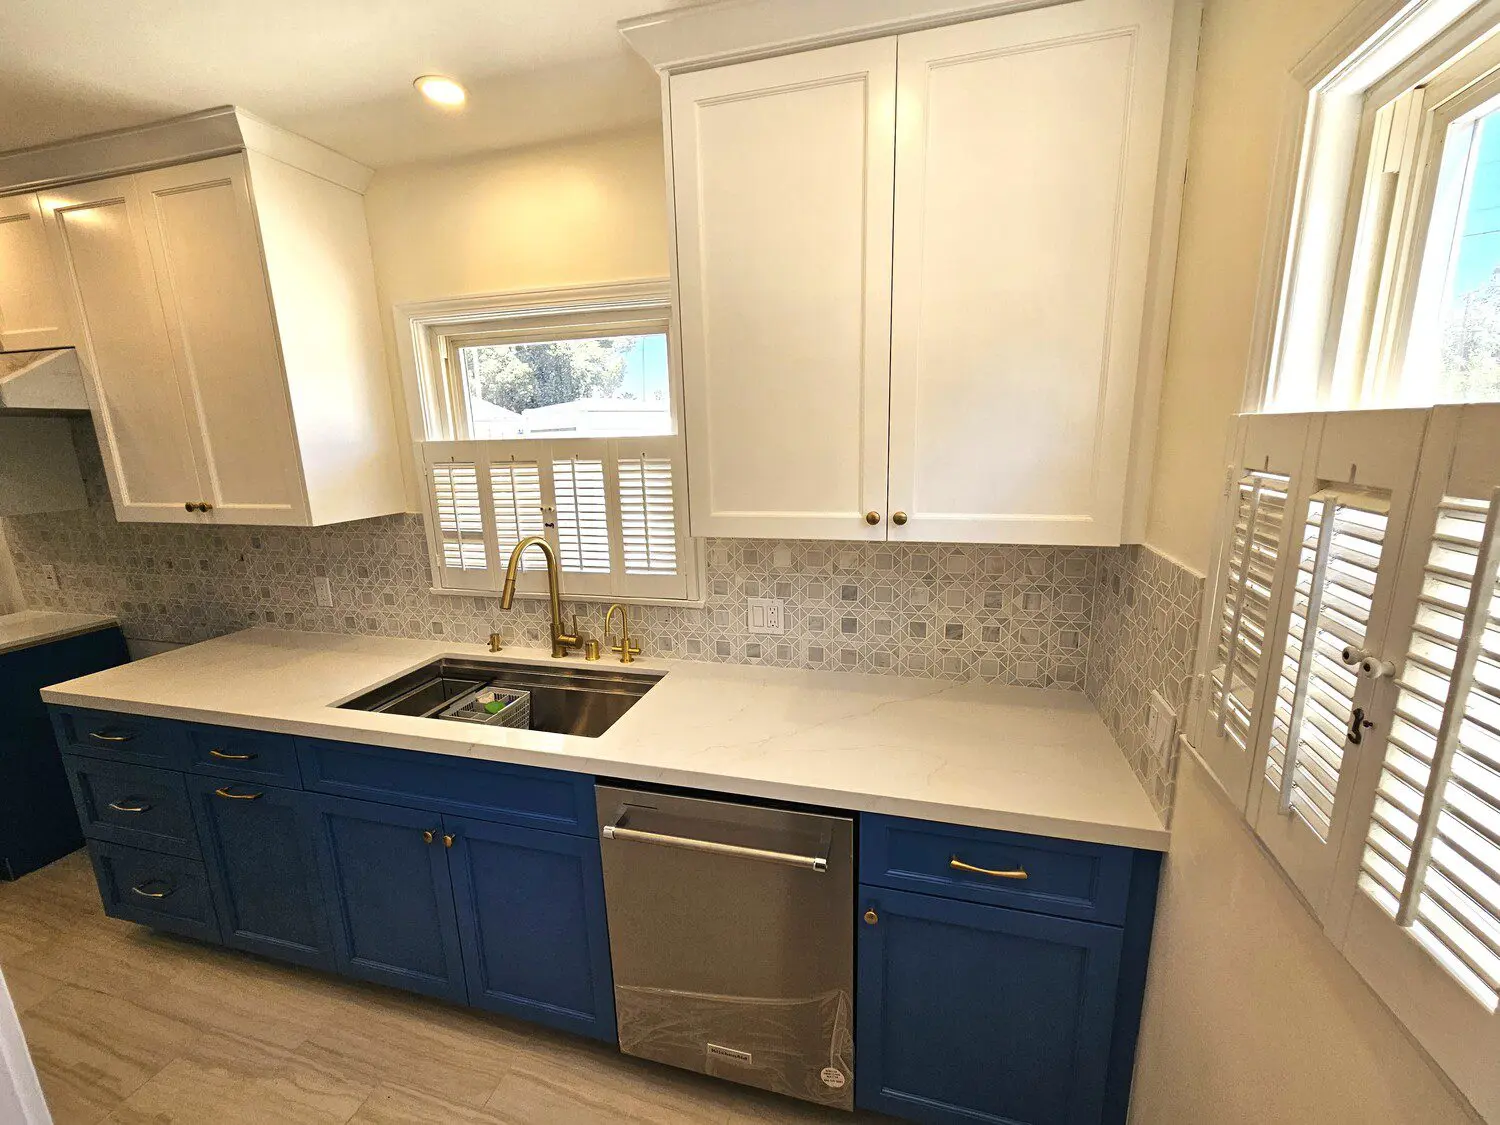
[0,348,89,413]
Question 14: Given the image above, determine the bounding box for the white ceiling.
[0,0,687,168]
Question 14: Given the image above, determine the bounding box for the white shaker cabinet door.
[39,175,204,521]
[887,0,1173,544]
[671,39,896,540]
[135,157,307,525]
[0,192,72,351]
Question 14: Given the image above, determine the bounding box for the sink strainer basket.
[439,684,531,729]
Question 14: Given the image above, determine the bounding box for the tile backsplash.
[4,420,1206,815]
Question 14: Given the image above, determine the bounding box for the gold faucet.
[605,603,641,664]
[500,536,582,659]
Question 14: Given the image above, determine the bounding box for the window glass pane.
[457,334,672,439]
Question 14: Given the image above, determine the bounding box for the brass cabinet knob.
[863,909,878,925]
[892,511,908,526]
[201,501,214,512]
[184,501,196,512]
[422,829,434,844]
[443,834,455,848]
[865,511,881,525]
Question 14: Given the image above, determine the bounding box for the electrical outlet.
[39,564,60,591]
[747,597,786,635]
[1148,690,1177,759]
[314,576,333,607]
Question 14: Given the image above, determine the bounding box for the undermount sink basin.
[339,658,663,738]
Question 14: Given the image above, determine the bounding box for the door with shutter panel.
[0,192,72,350]
[1331,404,1500,1122]
[422,446,499,593]
[38,175,205,521]
[1246,410,1428,917]
[886,0,1172,545]
[134,157,306,524]
[670,39,895,540]
[1193,414,1316,810]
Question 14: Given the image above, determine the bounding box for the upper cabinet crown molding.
[619,0,1062,72]
[0,107,371,198]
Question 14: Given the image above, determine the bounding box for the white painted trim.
[619,0,1079,72]
[232,110,372,193]
[0,970,50,1125]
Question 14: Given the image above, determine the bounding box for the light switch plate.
[747,597,786,635]
[1148,690,1177,760]
[314,576,333,607]
[39,564,59,591]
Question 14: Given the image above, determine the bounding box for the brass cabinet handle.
[892,511,908,526]
[865,511,881,525]
[185,501,196,512]
[208,749,255,761]
[443,834,455,848]
[863,909,879,925]
[108,800,151,814]
[422,829,434,844]
[214,787,263,800]
[89,730,135,743]
[132,880,175,899]
[950,856,1028,880]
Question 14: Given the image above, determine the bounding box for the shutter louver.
[489,460,545,572]
[618,455,679,576]
[553,457,612,574]
[1268,489,1390,841]
[430,462,487,572]
[1209,471,1290,751]
[1360,494,1500,1010]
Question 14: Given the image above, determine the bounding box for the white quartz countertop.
[40,628,1168,851]
[0,610,117,656]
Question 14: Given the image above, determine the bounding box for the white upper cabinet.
[0,192,72,351]
[671,39,896,540]
[663,0,1177,544]
[36,143,404,526]
[887,0,1172,544]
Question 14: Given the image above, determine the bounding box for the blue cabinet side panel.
[1101,850,1161,1125]
[446,815,616,1042]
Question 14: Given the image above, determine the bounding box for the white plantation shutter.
[427,460,492,591]
[489,459,545,572]
[552,456,612,575]
[619,454,679,575]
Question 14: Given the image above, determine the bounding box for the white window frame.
[1250,0,1500,412]
[393,280,704,607]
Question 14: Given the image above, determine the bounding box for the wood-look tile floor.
[1,852,888,1125]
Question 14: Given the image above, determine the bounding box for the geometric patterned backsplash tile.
[3,419,1206,816]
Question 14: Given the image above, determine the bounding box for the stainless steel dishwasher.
[595,784,855,1110]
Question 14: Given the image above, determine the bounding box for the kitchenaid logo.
[706,1043,753,1065]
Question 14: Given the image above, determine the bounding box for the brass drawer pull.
[950,856,1028,880]
[214,787,263,800]
[90,730,136,743]
[208,749,255,761]
[131,880,176,899]
[108,800,151,814]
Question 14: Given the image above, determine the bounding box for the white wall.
[361,126,672,506]
[1130,754,1479,1124]
[0,523,22,615]
[0,970,49,1124]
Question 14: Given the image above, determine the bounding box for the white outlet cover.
[39,564,59,591]
[314,576,333,608]
[747,597,786,635]
[1148,689,1177,758]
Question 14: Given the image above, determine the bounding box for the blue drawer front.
[184,724,300,787]
[63,754,199,859]
[87,840,220,943]
[297,738,596,836]
[50,707,189,770]
[860,815,1133,925]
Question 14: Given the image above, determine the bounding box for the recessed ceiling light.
[414,75,466,108]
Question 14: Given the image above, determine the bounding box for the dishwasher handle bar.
[602,809,829,873]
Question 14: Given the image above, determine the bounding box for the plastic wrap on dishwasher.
[614,984,854,1109]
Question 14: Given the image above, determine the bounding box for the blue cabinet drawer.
[63,754,199,859]
[184,725,300,787]
[86,840,220,943]
[50,707,188,769]
[860,815,1133,925]
[297,738,596,836]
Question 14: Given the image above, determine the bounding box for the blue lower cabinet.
[87,839,220,943]
[309,793,467,1003]
[445,816,616,1042]
[188,776,334,972]
[856,885,1123,1125]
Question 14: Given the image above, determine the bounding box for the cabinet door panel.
[446,816,616,1041]
[39,175,203,519]
[888,0,1172,545]
[310,793,465,1002]
[672,39,895,540]
[189,776,333,971]
[0,192,71,350]
[136,156,306,524]
[856,886,1122,1125]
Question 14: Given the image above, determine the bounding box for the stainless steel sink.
[339,658,662,738]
